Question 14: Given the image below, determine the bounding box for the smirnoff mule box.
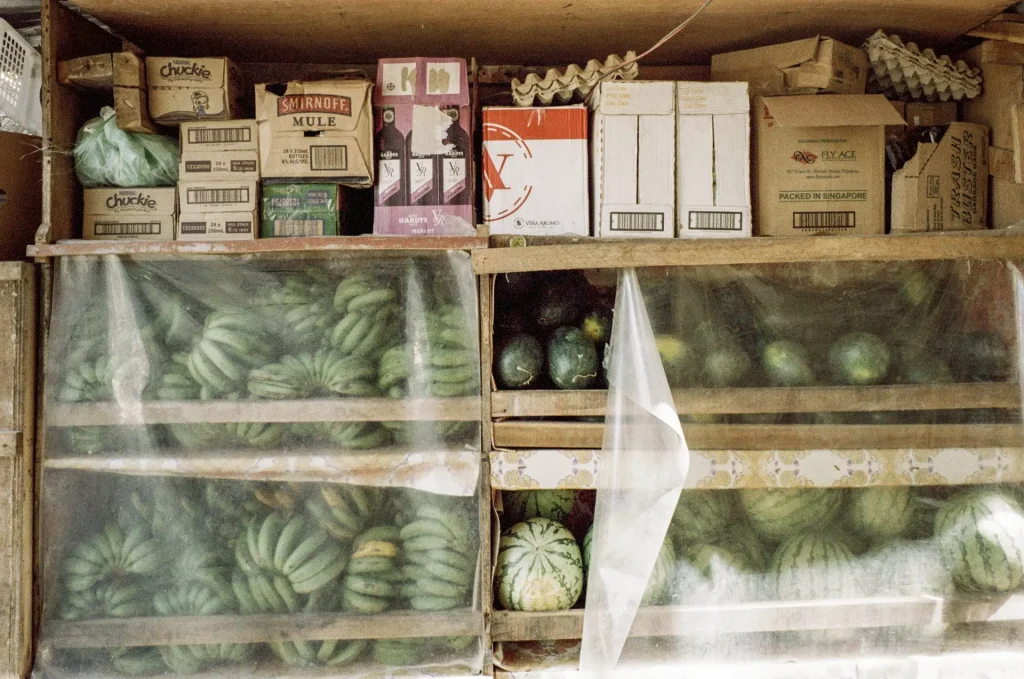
[83,187,177,241]
[482,106,589,236]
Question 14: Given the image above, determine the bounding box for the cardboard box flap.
[713,37,823,73]
[597,81,675,116]
[763,94,906,127]
[257,80,372,133]
[900,142,938,176]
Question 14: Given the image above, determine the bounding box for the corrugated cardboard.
[180,120,259,153]
[712,37,868,97]
[146,57,250,124]
[482,106,589,236]
[177,211,257,240]
[179,150,260,180]
[179,180,258,212]
[592,81,676,238]
[84,215,174,241]
[891,122,988,233]
[0,132,41,260]
[83,188,177,216]
[677,81,751,238]
[754,94,905,236]
[261,183,342,237]
[256,80,374,187]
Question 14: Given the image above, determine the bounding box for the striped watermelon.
[934,488,1024,593]
[770,534,864,601]
[496,518,583,611]
[740,488,844,542]
[719,521,772,571]
[503,490,576,524]
[847,487,914,541]
[677,543,763,604]
[862,538,952,596]
[669,490,735,545]
[582,527,675,606]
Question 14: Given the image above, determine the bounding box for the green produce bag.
[74,107,179,188]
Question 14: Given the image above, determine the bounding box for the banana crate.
[34,250,491,678]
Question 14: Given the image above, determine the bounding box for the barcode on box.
[273,219,325,237]
[179,222,207,235]
[94,221,162,236]
[186,187,250,205]
[689,211,743,231]
[609,212,665,232]
[793,211,856,229]
[188,127,251,145]
[311,146,348,171]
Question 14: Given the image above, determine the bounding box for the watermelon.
[719,521,772,571]
[655,335,700,388]
[739,488,844,542]
[495,518,583,611]
[828,332,891,385]
[669,490,735,546]
[582,527,675,606]
[761,340,815,387]
[948,331,1010,382]
[497,334,544,389]
[847,486,914,541]
[898,351,953,385]
[770,533,864,600]
[547,327,599,390]
[679,543,761,604]
[504,490,576,524]
[862,539,952,596]
[702,343,753,388]
[934,488,1024,593]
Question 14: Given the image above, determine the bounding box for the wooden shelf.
[28,236,488,259]
[44,609,484,649]
[472,232,1024,274]
[492,422,1024,450]
[490,594,1024,642]
[491,383,1019,418]
[47,397,480,427]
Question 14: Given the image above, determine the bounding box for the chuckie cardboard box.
[592,81,676,238]
[83,187,177,241]
[482,106,589,236]
[256,80,374,187]
[754,94,905,236]
[261,183,342,237]
[712,36,868,97]
[146,57,250,124]
[177,211,257,240]
[891,122,989,233]
[374,58,473,235]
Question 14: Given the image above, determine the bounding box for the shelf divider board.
[472,232,1024,274]
[47,397,480,427]
[490,594,1024,642]
[492,383,1020,418]
[45,609,485,648]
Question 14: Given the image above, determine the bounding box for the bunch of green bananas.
[372,638,430,666]
[136,279,200,351]
[64,426,120,455]
[202,481,265,547]
[382,420,476,446]
[109,647,166,676]
[329,273,402,360]
[154,355,201,401]
[58,355,114,402]
[62,524,163,595]
[305,485,383,543]
[341,527,404,613]
[187,309,273,397]
[153,582,249,673]
[168,541,236,605]
[222,422,289,449]
[65,303,108,369]
[378,304,477,398]
[400,505,476,611]
[259,587,368,667]
[60,580,149,620]
[252,482,304,515]
[248,350,378,400]
[266,271,339,351]
[166,423,226,451]
[292,421,390,450]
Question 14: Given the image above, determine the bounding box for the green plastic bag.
[74,107,179,188]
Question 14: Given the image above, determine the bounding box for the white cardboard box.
[677,82,752,238]
[177,211,257,240]
[180,150,260,181]
[178,180,259,212]
[180,120,259,153]
[592,81,676,238]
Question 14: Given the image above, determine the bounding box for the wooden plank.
[492,421,1024,450]
[472,232,1024,274]
[112,52,144,88]
[114,86,158,135]
[491,383,1020,418]
[47,396,480,426]
[970,19,1024,44]
[29,235,489,258]
[45,609,484,648]
[490,594,1024,641]
[57,53,114,89]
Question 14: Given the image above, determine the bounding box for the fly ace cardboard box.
[754,94,905,236]
[256,80,374,187]
[146,57,251,124]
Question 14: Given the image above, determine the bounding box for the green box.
[261,183,340,237]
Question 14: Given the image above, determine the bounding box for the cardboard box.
[261,183,341,237]
[179,150,260,180]
[83,187,177,216]
[754,94,905,236]
[84,215,174,241]
[482,106,589,236]
[591,81,675,238]
[373,58,474,235]
[256,80,374,187]
[180,119,259,153]
[179,180,258,212]
[677,82,751,238]
[146,57,250,124]
[712,37,868,97]
[891,122,989,233]
[177,211,257,240]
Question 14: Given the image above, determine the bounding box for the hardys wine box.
[373,58,474,235]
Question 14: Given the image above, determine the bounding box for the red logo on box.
[791,151,818,164]
[482,122,533,219]
[277,95,352,116]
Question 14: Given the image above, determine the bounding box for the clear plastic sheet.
[38,252,485,678]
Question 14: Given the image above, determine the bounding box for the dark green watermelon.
[497,334,544,389]
[761,340,815,387]
[948,331,1010,382]
[548,327,599,390]
[828,332,891,385]
[702,343,752,388]
[898,351,953,385]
